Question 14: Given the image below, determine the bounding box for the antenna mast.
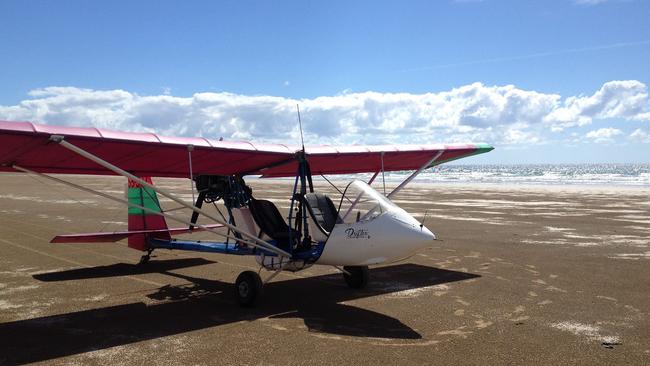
[296,104,305,151]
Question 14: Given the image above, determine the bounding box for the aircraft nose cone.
[419,225,436,242]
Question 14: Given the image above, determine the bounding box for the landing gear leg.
[138,249,154,265]
[235,270,263,307]
[342,266,369,289]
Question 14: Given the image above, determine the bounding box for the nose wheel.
[342,266,369,289]
[235,271,263,307]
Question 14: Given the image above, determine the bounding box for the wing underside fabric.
[0,121,493,177]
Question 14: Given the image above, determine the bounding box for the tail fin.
[127,177,170,251]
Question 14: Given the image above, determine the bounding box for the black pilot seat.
[248,198,298,252]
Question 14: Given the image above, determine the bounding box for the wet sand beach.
[0,174,649,365]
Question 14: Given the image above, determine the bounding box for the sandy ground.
[0,174,649,365]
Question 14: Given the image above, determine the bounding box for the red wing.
[261,143,493,177]
[0,121,295,177]
[0,121,493,177]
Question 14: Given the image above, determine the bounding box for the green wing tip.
[475,143,495,153]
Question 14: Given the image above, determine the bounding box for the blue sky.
[1,0,649,163]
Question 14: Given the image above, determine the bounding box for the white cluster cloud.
[544,80,650,131]
[629,128,650,143]
[1,80,648,146]
[585,127,623,143]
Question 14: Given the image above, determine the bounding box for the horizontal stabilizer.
[50,224,224,244]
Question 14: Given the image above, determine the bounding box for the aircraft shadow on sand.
[32,257,216,281]
[1,259,480,365]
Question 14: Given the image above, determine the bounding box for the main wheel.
[343,266,369,289]
[137,254,150,265]
[235,271,263,307]
[138,249,154,266]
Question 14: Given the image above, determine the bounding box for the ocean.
[413,164,650,187]
[328,164,650,188]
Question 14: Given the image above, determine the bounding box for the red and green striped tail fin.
[127,177,170,251]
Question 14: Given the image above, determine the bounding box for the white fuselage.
[316,209,436,266]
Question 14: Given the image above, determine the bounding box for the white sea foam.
[550,321,620,345]
[420,213,513,226]
[609,251,650,260]
[0,300,23,309]
[545,226,575,232]
[0,194,96,205]
[377,282,451,298]
[333,164,650,188]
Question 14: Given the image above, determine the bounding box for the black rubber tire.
[343,266,369,289]
[235,271,263,307]
[137,255,150,265]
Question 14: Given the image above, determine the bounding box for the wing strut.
[381,152,386,195]
[367,171,380,185]
[387,150,444,199]
[47,135,290,258]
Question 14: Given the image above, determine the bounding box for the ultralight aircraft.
[0,120,493,306]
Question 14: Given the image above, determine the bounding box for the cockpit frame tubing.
[287,153,314,254]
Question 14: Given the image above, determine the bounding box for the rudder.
[127,177,170,251]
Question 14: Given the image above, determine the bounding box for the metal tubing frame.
[387,150,444,199]
[342,152,441,222]
[334,265,351,276]
[12,164,279,254]
[48,136,290,257]
[263,268,283,284]
[320,174,345,196]
[340,170,380,221]
[367,170,380,186]
[380,152,386,195]
[187,144,195,204]
[287,164,301,253]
